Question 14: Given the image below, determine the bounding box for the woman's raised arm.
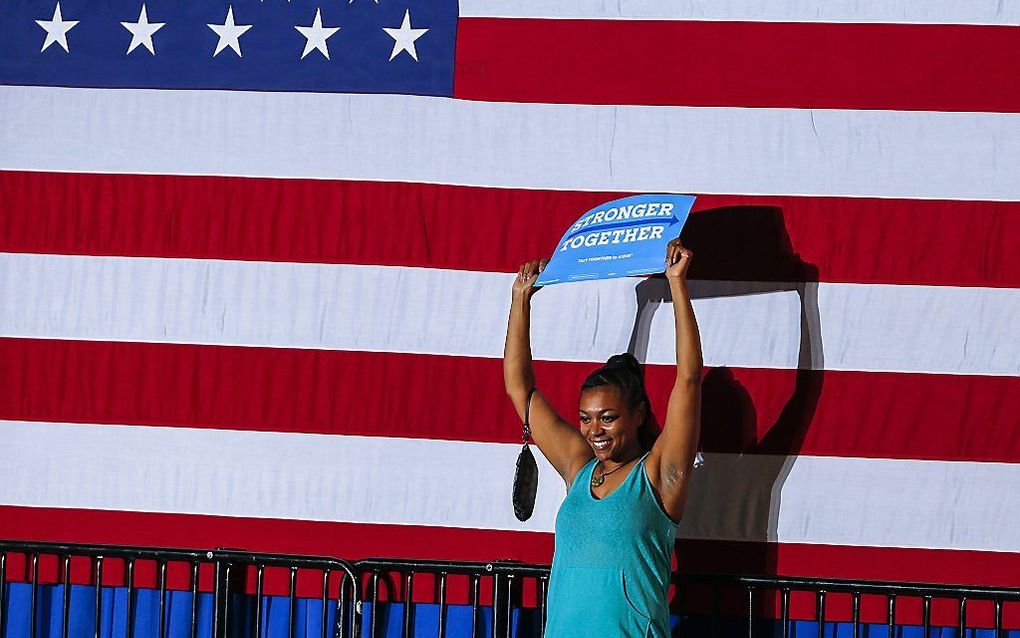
[649,241,703,522]
[504,260,594,486]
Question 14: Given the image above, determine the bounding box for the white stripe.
[459,0,1020,25]
[2,86,1019,201]
[2,420,1017,552]
[2,252,1017,377]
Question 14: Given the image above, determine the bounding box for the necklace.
[590,455,639,489]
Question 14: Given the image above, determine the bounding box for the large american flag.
[1,0,1019,627]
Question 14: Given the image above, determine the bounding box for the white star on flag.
[348,0,379,4]
[207,6,252,58]
[382,9,428,62]
[35,2,79,53]
[295,9,340,60]
[121,4,165,55]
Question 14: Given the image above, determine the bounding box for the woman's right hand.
[512,259,548,299]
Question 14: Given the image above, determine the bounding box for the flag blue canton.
[0,0,457,96]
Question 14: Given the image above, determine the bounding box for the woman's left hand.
[665,238,693,282]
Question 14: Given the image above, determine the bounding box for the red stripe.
[454,19,1020,113]
[2,506,1018,624]
[3,338,1018,463]
[2,170,1018,288]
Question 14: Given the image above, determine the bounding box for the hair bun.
[603,353,643,378]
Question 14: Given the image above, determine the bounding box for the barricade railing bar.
[2,541,1017,638]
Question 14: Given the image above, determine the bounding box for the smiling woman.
[580,354,657,460]
[503,239,704,637]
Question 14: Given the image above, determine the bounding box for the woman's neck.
[604,446,643,469]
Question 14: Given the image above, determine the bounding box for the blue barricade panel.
[3,583,1019,638]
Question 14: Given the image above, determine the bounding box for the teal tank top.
[544,451,678,637]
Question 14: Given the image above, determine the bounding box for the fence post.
[491,565,516,638]
[211,552,233,638]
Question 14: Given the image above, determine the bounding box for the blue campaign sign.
[535,194,696,286]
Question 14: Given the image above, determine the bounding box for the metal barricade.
[354,558,550,638]
[676,573,1020,638]
[0,541,359,638]
[2,541,1018,638]
[351,559,1020,638]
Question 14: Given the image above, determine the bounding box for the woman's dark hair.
[580,353,658,450]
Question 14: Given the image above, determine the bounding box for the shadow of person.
[622,205,824,633]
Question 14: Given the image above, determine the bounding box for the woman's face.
[579,385,645,462]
